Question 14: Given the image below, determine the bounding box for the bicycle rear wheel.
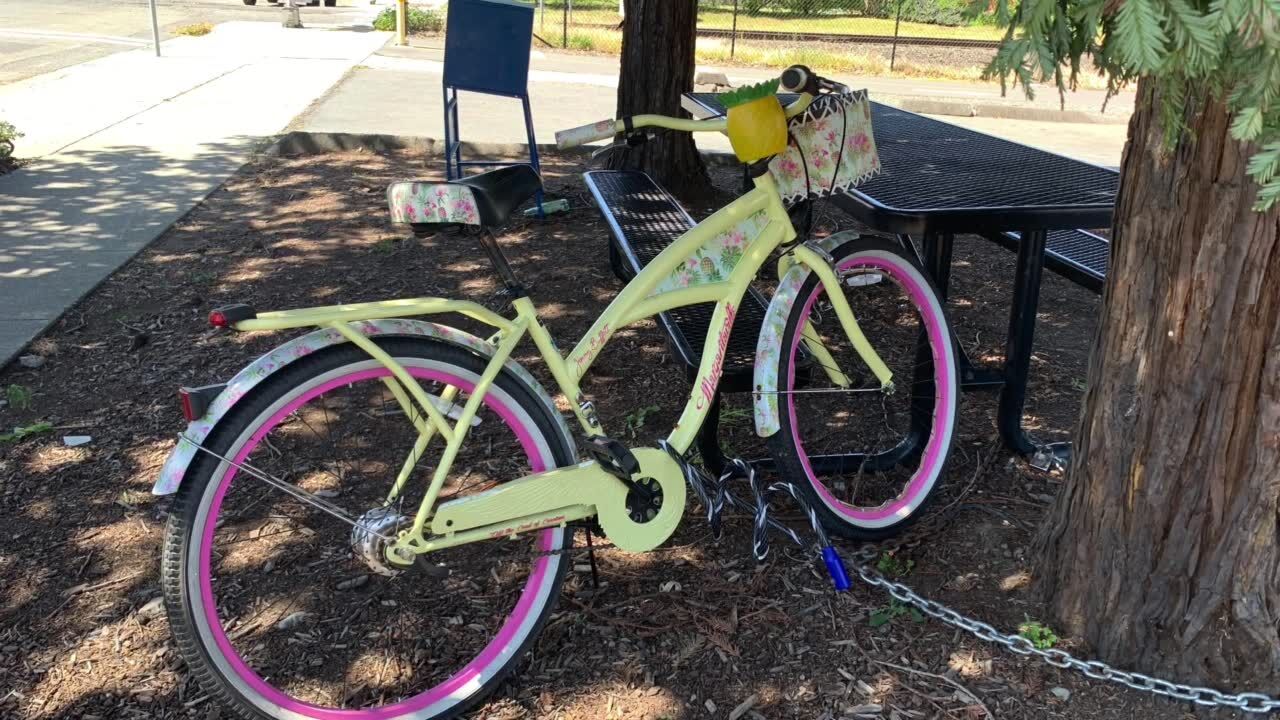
[766,236,959,540]
[161,337,575,720]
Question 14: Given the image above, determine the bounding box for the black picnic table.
[683,92,1120,461]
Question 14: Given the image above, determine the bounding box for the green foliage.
[623,404,661,438]
[896,0,969,26]
[976,0,1280,209]
[0,120,20,159]
[372,6,444,34]
[1017,616,1060,649]
[869,599,925,627]
[876,551,915,577]
[5,384,32,411]
[0,421,53,444]
[720,79,781,109]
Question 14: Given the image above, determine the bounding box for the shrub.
[893,0,968,25]
[372,6,444,34]
[0,121,20,159]
[174,22,214,37]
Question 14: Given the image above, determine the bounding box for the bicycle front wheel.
[161,337,575,720]
[766,236,959,540]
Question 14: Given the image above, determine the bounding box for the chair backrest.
[769,90,881,205]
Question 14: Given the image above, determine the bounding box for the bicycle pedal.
[584,436,640,481]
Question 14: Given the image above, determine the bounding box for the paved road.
[0,0,374,85]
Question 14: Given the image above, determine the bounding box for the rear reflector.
[208,303,257,329]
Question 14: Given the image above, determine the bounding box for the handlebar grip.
[780,65,811,93]
[556,119,619,149]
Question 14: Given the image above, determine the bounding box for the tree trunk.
[1034,77,1280,690]
[611,0,710,200]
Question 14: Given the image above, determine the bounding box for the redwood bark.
[1034,77,1280,690]
[611,0,710,200]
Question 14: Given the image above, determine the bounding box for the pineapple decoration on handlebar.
[722,79,789,163]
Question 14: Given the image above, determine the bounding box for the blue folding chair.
[442,0,542,213]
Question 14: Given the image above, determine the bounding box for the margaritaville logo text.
[696,302,737,409]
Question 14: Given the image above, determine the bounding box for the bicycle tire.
[161,336,575,720]
[766,236,960,540]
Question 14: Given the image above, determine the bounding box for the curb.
[878,95,1130,125]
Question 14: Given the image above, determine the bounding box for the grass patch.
[372,6,444,34]
[537,7,1005,41]
[537,26,1111,88]
[174,22,214,37]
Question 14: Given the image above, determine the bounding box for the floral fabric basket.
[768,90,881,204]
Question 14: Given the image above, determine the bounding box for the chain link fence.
[529,0,1004,79]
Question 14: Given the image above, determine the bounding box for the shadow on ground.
[0,149,1204,720]
[0,137,270,363]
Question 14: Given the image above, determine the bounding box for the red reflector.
[178,389,199,422]
[209,310,229,328]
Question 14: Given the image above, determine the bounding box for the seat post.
[475,228,526,298]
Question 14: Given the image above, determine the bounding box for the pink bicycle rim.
[786,253,954,522]
[196,366,557,719]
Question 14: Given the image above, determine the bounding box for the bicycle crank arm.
[388,448,687,564]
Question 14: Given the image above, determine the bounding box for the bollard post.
[396,0,408,45]
[148,0,161,57]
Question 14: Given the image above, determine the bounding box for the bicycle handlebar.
[555,65,834,150]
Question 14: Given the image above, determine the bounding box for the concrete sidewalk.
[295,40,1130,168]
[0,22,390,365]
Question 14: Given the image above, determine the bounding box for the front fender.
[753,232,860,437]
[153,319,571,495]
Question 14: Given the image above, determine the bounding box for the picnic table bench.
[583,169,797,473]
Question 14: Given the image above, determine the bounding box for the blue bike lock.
[822,546,851,592]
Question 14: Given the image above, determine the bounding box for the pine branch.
[1115,0,1171,71]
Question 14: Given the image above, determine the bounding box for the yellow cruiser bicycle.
[153,66,959,719]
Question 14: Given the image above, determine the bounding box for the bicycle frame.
[204,144,895,563]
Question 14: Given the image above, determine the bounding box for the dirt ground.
[0,149,1228,719]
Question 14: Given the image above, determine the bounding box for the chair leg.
[443,86,460,180]
[696,392,728,476]
[522,94,544,216]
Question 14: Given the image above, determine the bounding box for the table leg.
[696,392,728,476]
[999,228,1048,456]
[922,231,954,297]
[921,233,1003,391]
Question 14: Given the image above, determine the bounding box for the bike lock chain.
[183,435,1280,712]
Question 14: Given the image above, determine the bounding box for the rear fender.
[753,231,860,437]
[152,319,570,495]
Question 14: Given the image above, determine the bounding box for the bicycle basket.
[768,90,881,204]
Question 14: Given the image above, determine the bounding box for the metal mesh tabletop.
[684,92,1118,234]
